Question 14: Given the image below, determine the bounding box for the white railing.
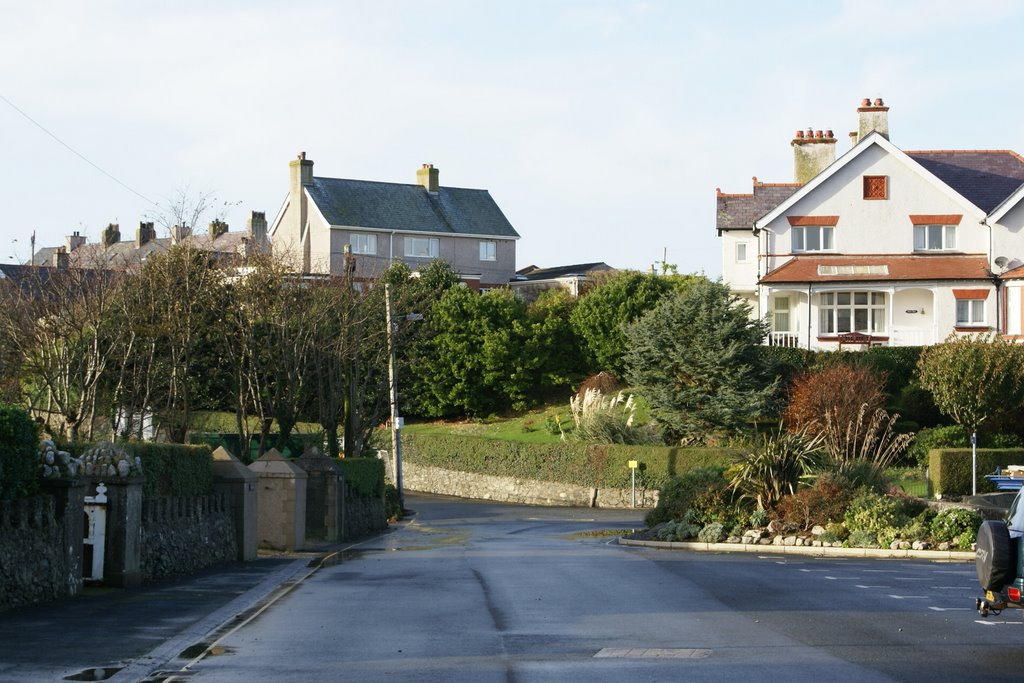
[767,332,801,348]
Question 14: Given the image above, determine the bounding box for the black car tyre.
[976,520,1015,591]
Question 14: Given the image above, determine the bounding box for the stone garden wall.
[141,494,237,581]
[0,492,81,611]
[403,462,658,508]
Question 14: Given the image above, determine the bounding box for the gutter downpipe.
[390,230,396,265]
[983,218,1003,335]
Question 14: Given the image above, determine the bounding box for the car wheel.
[976,520,1015,591]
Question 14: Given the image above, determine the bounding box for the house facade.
[717,98,1024,349]
[269,154,520,289]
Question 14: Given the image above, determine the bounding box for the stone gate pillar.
[249,449,307,552]
[92,476,144,587]
[296,449,343,543]
[212,446,258,561]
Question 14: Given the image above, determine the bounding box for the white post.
[386,283,404,512]
[631,467,636,509]
[972,431,978,497]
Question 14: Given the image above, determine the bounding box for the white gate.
[83,482,108,582]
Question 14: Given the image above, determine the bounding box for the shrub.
[820,406,914,486]
[337,457,385,498]
[0,404,39,500]
[930,507,982,544]
[656,516,700,541]
[847,529,879,548]
[729,426,824,511]
[749,508,769,528]
[384,484,402,521]
[771,473,854,531]
[825,521,848,541]
[784,365,887,435]
[125,443,214,498]
[698,522,726,543]
[646,466,729,527]
[907,425,968,468]
[844,491,909,538]
[689,483,744,529]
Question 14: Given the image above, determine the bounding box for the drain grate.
[594,647,711,659]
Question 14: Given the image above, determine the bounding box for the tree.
[569,271,695,377]
[623,279,775,444]
[916,333,1024,438]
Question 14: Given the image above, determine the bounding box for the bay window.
[819,291,886,334]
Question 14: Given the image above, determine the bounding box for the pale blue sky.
[3,0,1024,276]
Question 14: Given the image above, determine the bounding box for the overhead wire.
[0,92,157,206]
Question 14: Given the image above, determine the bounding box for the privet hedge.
[928,448,1024,497]
[0,404,39,500]
[400,433,742,490]
[125,443,215,499]
[337,457,385,498]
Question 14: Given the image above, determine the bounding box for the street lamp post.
[385,283,404,513]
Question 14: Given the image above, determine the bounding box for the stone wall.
[141,494,237,581]
[402,462,658,508]
[0,493,80,610]
[341,487,387,541]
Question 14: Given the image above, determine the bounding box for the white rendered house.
[717,98,1024,349]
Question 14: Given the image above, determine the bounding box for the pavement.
[0,537,379,683]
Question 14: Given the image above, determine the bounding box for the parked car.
[976,490,1024,616]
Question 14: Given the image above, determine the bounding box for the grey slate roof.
[30,231,259,269]
[307,178,519,238]
[907,151,1024,213]
[515,262,613,280]
[716,182,800,232]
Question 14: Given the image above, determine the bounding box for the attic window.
[817,264,889,276]
[863,175,888,200]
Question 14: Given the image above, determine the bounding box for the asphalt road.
[163,494,1022,683]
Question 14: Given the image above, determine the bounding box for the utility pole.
[385,283,404,512]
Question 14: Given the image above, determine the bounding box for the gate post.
[83,483,108,582]
[212,446,258,561]
[39,477,86,598]
[93,476,144,587]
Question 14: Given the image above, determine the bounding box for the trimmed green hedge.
[0,404,39,500]
[400,433,742,489]
[928,448,1024,497]
[126,443,215,499]
[189,432,323,463]
[337,457,385,498]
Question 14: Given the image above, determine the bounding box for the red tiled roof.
[760,254,991,284]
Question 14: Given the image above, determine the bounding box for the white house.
[717,98,1024,349]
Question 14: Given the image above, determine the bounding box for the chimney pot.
[861,98,871,106]
[826,129,834,138]
[874,97,883,106]
[815,130,823,138]
[298,151,306,160]
[795,130,804,139]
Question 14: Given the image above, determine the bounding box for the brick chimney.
[855,97,889,143]
[247,211,268,243]
[65,231,86,252]
[102,223,121,248]
[52,246,69,269]
[136,221,156,247]
[171,225,192,245]
[792,128,837,184]
[416,163,439,193]
[208,219,229,240]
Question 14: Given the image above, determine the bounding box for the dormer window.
[793,226,834,252]
[913,224,956,251]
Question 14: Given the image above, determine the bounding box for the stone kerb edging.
[618,536,975,561]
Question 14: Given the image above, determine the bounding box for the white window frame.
[956,299,986,326]
[350,233,377,255]
[735,242,750,264]
[792,226,834,252]
[818,291,886,334]
[404,236,440,259]
[914,224,956,251]
[773,296,791,332]
[479,240,497,262]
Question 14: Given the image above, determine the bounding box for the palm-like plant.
[729,425,825,510]
[820,404,914,489]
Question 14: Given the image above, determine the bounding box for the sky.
[4,0,1024,278]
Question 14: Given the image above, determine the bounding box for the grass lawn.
[403,404,574,444]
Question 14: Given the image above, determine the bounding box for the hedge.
[125,443,214,499]
[399,433,742,490]
[337,457,385,498]
[189,432,323,463]
[928,448,1024,497]
[0,404,39,500]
